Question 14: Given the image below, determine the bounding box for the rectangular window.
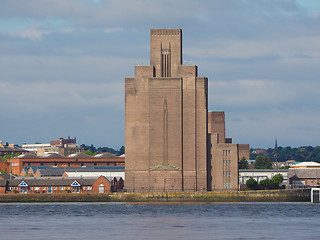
[83,186,86,190]
[34,187,39,191]
[60,187,64,190]
[87,186,92,190]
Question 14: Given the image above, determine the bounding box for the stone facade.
[125,29,208,192]
[125,29,249,192]
[208,111,249,191]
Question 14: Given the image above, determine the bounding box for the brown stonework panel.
[125,78,136,170]
[196,77,208,190]
[149,78,182,170]
[239,144,250,160]
[131,66,153,172]
[211,135,239,191]
[149,171,182,192]
[181,73,196,172]
[208,111,225,143]
[183,170,197,191]
[150,29,182,78]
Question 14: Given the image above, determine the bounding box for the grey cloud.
[0,0,319,148]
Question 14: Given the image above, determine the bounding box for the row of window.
[223,182,232,189]
[223,150,231,156]
[223,171,231,178]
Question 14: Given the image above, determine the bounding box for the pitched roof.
[24,165,52,174]
[0,179,7,187]
[288,168,320,179]
[0,173,16,180]
[37,168,66,177]
[94,152,118,158]
[64,167,124,173]
[67,153,92,158]
[293,161,320,167]
[8,176,110,187]
[41,152,66,159]
[15,153,39,159]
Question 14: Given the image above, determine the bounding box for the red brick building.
[0,176,111,194]
[9,152,125,176]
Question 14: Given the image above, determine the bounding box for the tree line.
[250,146,320,162]
[80,144,125,156]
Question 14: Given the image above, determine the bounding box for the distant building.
[21,137,83,157]
[287,168,320,188]
[0,176,112,194]
[9,152,124,176]
[208,111,250,191]
[239,169,288,186]
[0,141,29,158]
[291,161,320,168]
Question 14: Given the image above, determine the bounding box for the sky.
[0,0,319,149]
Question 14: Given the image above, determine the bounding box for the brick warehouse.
[9,152,124,176]
[125,29,249,192]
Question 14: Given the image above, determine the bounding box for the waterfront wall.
[0,189,310,202]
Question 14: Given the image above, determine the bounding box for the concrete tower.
[125,29,208,192]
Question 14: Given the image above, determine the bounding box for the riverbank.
[0,189,310,203]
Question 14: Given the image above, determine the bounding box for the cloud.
[0,0,320,148]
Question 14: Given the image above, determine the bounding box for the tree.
[254,155,272,169]
[246,178,258,190]
[259,178,272,190]
[119,146,125,155]
[239,157,248,169]
[271,174,284,188]
[83,150,96,156]
[2,153,20,162]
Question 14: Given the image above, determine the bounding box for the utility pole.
[275,139,278,174]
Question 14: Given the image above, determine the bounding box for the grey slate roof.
[37,168,66,177]
[65,168,124,173]
[0,173,17,180]
[0,179,7,187]
[8,176,110,187]
[287,168,320,179]
[15,153,38,159]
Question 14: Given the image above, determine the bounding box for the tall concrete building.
[125,29,249,192]
[125,29,208,192]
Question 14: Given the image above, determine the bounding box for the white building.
[239,169,288,185]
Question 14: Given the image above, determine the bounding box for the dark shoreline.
[0,189,310,203]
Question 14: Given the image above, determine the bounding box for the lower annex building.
[125,29,249,192]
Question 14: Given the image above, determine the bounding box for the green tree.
[254,155,272,169]
[246,178,258,190]
[239,157,248,169]
[271,174,284,187]
[2,153,20,162]
[84,150,96,156]
[259,178,272,189]
[119,146,125,155]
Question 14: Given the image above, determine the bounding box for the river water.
[1,202,320,240]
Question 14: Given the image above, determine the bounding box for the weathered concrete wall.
[0,189,310,202]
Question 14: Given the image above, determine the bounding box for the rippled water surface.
[1,202,320,240]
